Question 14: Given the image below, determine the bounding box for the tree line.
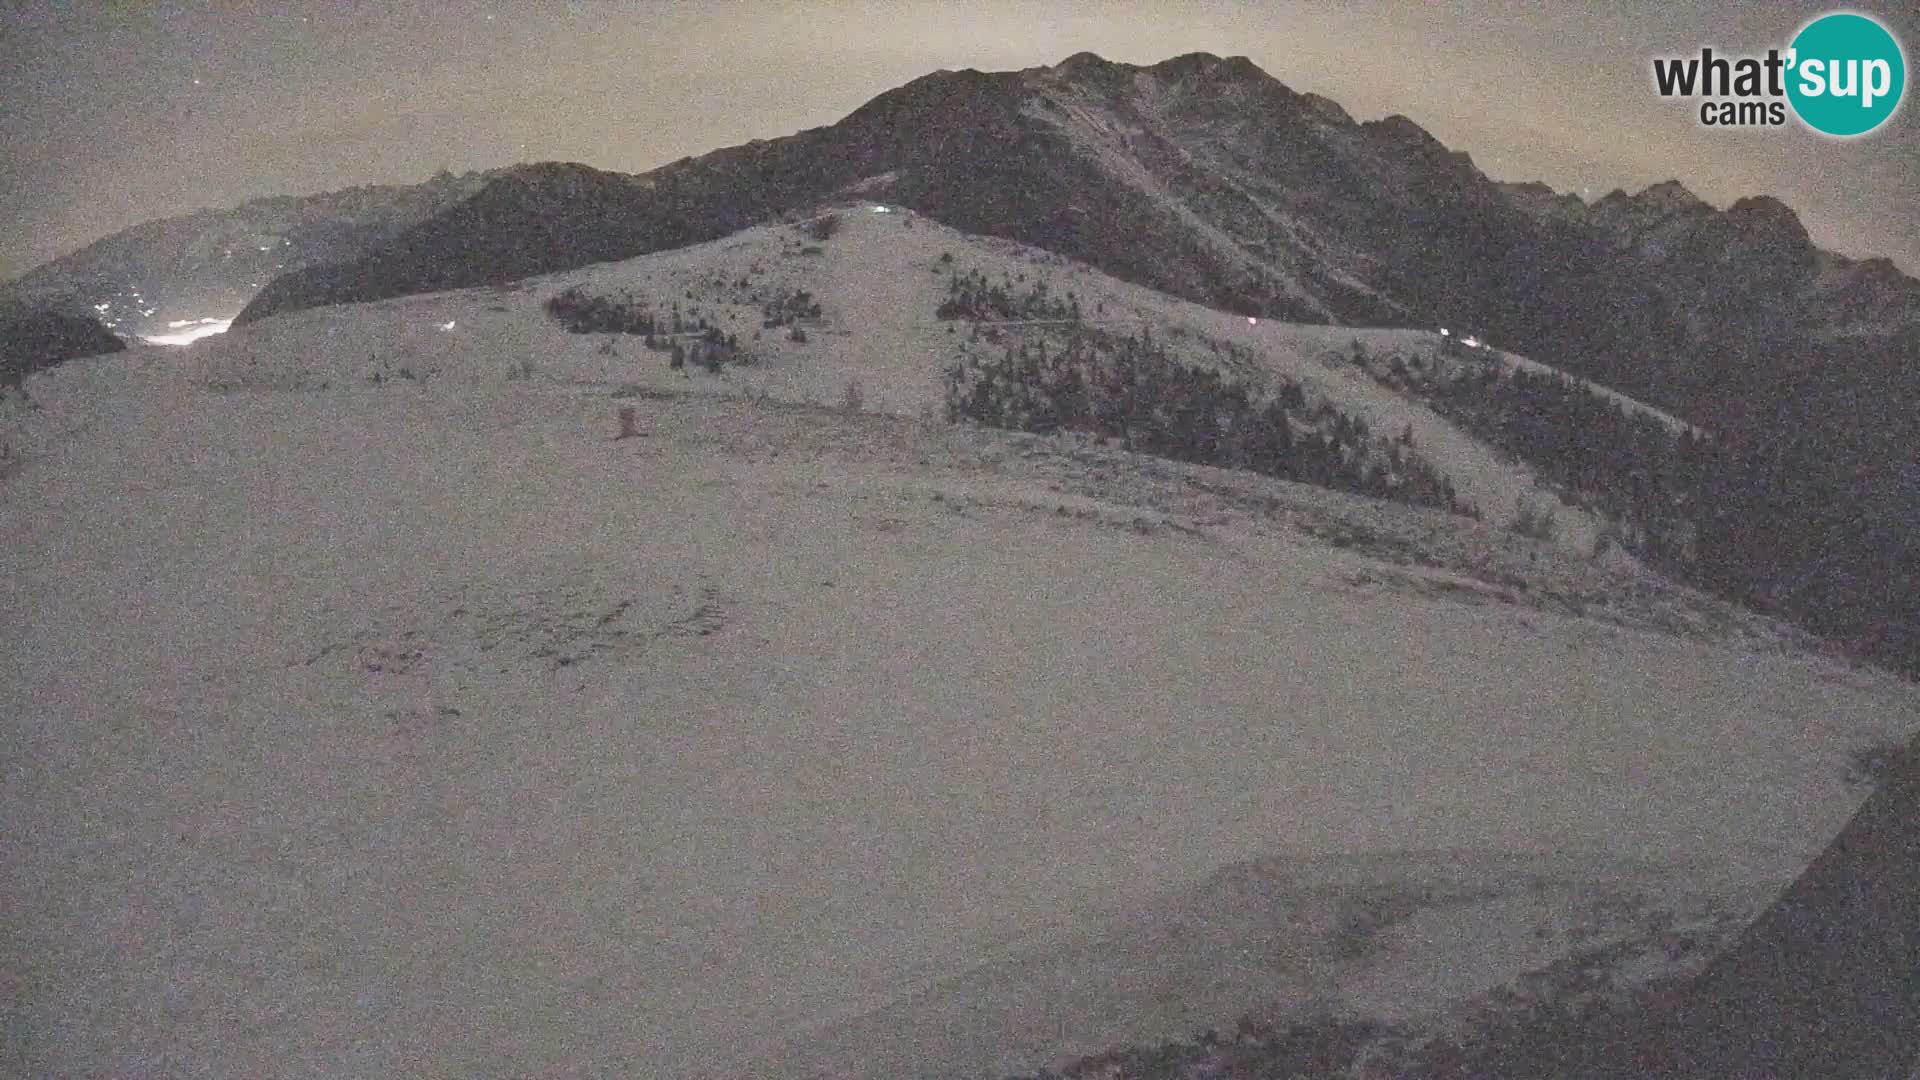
[544,286,746,372]
[1384,346,1919,677]
[943,326,1472,517]
[936,266,1082,322]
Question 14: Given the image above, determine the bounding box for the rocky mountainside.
[237,53,1452,328]
[2,169,499,339]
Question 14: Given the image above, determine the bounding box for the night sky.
[3,0,1916,280]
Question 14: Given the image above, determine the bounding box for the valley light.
[439,320,457,331]
[1462,335,1482,348]
[143,317,233,346]
[869,204,891,213]
[1248,316,1258,325]
[1439,327,1450,336]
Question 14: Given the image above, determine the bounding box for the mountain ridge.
[1,168,502,338]
[229,53,1918,365]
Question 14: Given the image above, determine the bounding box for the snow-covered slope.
[5,210,1917,1080]
[191,207,1650,555]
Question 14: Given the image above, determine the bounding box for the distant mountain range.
[1,168,499,340]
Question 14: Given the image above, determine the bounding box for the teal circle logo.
[1786,12,1906,137]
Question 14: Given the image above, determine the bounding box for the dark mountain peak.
[844,64,1021,133]
[493,161,626,185]
[1631,179,1708,214]
[1297,91,1356,127]
[1036,51,1135,94]
[909,64,996,85]
[508,160,607,177]
[1361,114,1476,177]
[1587,179,1713,239]
[1213,54,1265,80]
[1146,51,1266,83]
[1151,51,1225,75]
[1846,255,1920,293]
[1499,180,1590,222]
[1721,194,1814,263]
[1054,51,1115,73]
[1366,113,1444,149]
[1727,194,1805,231]
[459,162,643,215]
[1048,50,1268,80]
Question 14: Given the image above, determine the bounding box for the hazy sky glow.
[2,0,1916,279]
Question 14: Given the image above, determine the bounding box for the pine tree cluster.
[943,326,1470,517]
[1365,344,1920,677]
[545,287,746,373]
[1409,358,1692,551]
[545,285,658,335]
[936,268,1081,322]
[761,288,822,328]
